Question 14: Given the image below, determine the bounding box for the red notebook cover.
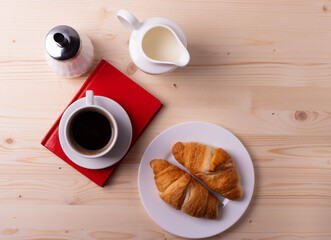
[41,59,162,186]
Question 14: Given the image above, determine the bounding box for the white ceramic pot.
[117,9,190,75]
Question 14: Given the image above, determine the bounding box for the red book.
[41,59,162,186]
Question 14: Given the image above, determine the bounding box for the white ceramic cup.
[64,90,118,158]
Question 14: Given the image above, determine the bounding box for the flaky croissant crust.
[172,142,243,200]
[150,159,219,219]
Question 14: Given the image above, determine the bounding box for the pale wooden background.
[0,0,330,239]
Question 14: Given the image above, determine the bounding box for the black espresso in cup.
[68,108,114,155]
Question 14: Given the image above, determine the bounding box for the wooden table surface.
[1,0,331,239]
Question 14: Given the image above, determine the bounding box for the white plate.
[138,121,255,238]
[59,96,132,169]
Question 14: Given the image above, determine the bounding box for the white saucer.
[138,121,255,238]
[59,96,132,169]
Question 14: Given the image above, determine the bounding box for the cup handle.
[117,9,140,33]
[86,90,94,106]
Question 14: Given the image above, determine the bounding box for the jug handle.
[117,9,141,33]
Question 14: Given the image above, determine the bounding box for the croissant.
[172,142,243,200]
[150,159,219,219]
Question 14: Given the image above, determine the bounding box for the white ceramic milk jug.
[117,9,190,74]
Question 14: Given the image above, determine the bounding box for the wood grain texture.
[0,0,331,239]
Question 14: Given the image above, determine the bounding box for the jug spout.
[175,44,190,67]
